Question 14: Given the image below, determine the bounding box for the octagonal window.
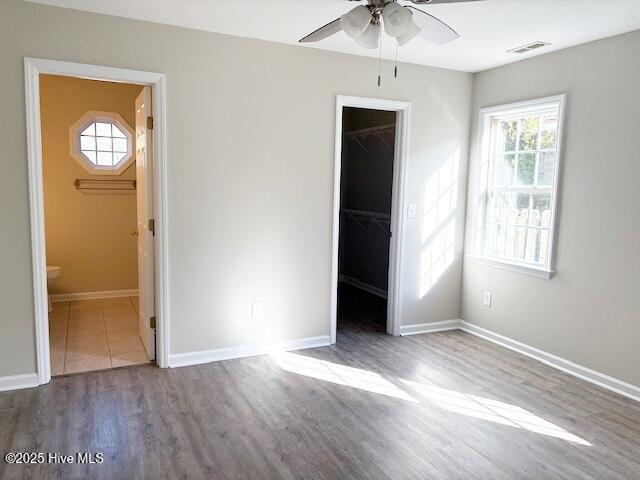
[70,111,134,175]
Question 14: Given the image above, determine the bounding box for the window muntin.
[69,111,134,175]
[79,121,129,167]
[474,97,565,273]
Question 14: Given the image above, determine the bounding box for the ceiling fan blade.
[299,18,342,43]
[408,0,484,4]
[406,6,460,45]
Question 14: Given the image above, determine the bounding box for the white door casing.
[25,57,169,386]
[331,95,411,344]
[136,86,156,360]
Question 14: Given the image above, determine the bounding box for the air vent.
[508,41,550,54]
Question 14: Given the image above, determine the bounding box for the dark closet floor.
[337,283,387,334]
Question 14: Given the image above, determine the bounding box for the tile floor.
[48,296,151,375]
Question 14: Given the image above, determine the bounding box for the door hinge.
[147,116,154,130]
[150,316,156,329]
[148,218,155,236]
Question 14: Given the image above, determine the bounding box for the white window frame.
[69,111,135,175]
[469,94,566,279]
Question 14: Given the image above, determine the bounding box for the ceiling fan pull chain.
[394,39,399,78]
[377,24,383,87]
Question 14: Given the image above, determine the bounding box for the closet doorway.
[330,96,411,343]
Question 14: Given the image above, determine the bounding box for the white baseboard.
[50,289,139,302]
[399,319,462,336]
[0,373,39,392]
[169,335,331,368]
[339,275,388,299]
[459,321,640,403]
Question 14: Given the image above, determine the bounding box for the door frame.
[24,57,170,385]
[331,95,411,343]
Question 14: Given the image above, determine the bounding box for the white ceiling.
[25,0,640,72]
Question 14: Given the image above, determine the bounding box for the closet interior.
[337,107,397,334]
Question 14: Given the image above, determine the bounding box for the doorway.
[24,58,169,385]
[40,75,155,375]
[330,96,411,343]
[338,107,396,335]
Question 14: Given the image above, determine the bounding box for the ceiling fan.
[299,0,481,49]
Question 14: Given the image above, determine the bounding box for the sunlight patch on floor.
[400,379,591,446]
[273,352,591,446]
[273,352,416,402]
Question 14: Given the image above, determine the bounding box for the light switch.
[407,203,417,218]
[483,291,492,307]
[251,301,263,320]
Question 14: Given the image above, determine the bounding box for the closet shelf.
[345,124,395,155]
[341,209,390,220]
[341,209,391,233]
[345,124,395,139]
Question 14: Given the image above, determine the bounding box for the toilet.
[46,265,63,312]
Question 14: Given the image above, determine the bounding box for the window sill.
[465,255,554,279]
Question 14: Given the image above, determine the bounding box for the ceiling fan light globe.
[355,21,380,49]
[340,5,372,39]
[382,2,412,37]
[396,19,421,46]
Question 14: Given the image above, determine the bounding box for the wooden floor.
[2,319,640,479]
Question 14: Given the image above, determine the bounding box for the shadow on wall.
[419,150,460,299]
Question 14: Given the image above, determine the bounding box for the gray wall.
[0,0,471,377]
[462,30,640,387]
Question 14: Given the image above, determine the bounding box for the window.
[69,111,134,175]
[471,95,565,277]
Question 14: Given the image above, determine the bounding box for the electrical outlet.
[483,291,492,307]
[407,203,417,218]
[251,301,263,320]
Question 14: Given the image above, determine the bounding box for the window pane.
[525,228,541,263]
[493,224,507,257]
[97,152,113,166]
[501,225,515,258]
[498,120,517,152]
[112,125,126,138]
[96,137,112,151]
[113,138,128,153]
[513,227,527,260]
[495,154,515,186]
[518,117,539,151]
[516,153,535,185]
[95,122,112,137]
[113,152,127,164]
[83,151,97,165]
[531,195,551,227]
[81,124,95,136]
[539,228,550,263]
[540,114,558,149]
[492,192,513,224]
[516,194,530,228]
[517,193,530,211]
[537,151,555,186]
[80,136,96,151]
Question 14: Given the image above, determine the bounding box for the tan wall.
[463,29,640,387]
[0,0,472,377]
[41,75,141,294]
